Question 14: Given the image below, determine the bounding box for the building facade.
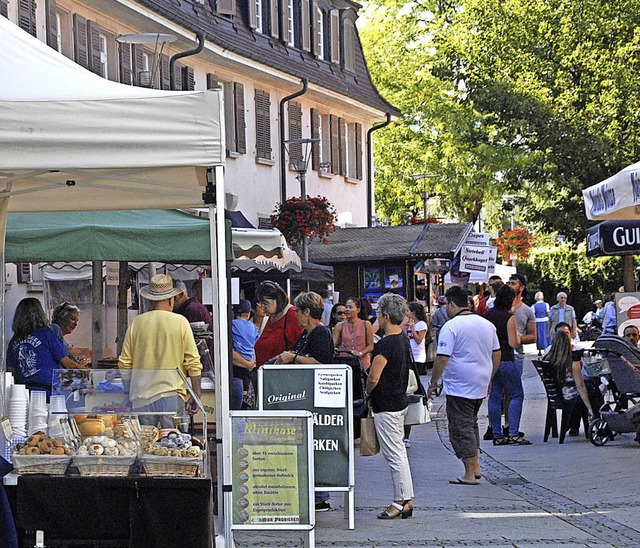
[1,0,397,228]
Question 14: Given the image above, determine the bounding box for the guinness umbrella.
[586,220,640,257]
[583,161,640,220]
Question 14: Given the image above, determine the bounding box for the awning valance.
[586,220,640,257]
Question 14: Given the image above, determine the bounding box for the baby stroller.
[332,350,369,438]
[588,334,640,445]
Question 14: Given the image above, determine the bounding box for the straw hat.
[139,274,182,301]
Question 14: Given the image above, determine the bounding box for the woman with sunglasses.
[254,281,304,367]
[51,301,90,366]
[328,302,346,332]
[334,297,375,370]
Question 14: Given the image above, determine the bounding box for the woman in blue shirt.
[6,298,79,396]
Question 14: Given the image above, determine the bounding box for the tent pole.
[0,197,7,415]
[117,262,128,356]
[91,261,103,363]
[208,165,231,545]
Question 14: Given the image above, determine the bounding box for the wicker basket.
[140,455,202,477]
[73,454,136,477]
[12,454,70,475]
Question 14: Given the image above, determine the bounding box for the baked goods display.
[12,432,72,475]
[140,430,204,477]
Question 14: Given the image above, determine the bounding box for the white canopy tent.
[0,16,232,544]
[582,161,640,221]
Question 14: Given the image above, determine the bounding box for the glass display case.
[9,368,209,479]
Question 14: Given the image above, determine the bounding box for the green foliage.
[360,0,640,237]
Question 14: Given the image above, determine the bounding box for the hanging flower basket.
[408,216,441,225]
[271,195,337,246]
[495,229,534,262]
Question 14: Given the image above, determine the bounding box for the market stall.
[0,15,231,546]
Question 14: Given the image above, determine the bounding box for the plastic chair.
[533,360,589,443]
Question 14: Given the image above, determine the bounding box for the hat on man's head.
[234,299,252,315]
[139,274,182,301]
[594,299,603,305]
[437,296,447,305]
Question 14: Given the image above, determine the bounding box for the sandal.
[377,500,413,519]
[507,434,532,445]
[492,436,510,446]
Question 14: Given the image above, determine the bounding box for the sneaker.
[403,438,411,448]
[315,501,331,512]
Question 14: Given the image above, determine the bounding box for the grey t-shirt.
[514,303,535,356]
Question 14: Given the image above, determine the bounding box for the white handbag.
[404,395,431,425]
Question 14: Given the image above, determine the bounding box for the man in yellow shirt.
[119,274,202,427]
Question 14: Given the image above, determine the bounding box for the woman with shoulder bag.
[366,293,414,520]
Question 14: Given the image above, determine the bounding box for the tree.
[360,0,640,240]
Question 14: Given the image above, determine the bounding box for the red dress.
[255,307,304,366]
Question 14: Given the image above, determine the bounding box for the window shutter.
[355,122,362,180]
[87,20,102,76]
[338,117,346,176]
[160,54,170,90]
[73,14,89,69]
[46,0,58,49]
[311,0,319,56]
[217,0,236,16]
[18,0,37,37]
[343,18,356,72]
[17,263,33,284]
[182,66,195,90]
[119,43,132,84]
[269,0,279,38]
[330,10,340,64]
[301,0,310,51]
[248,0,257,29]
[280,0,289,43]
[0,0,8,18]
[173,61,184,91]
[234,83,246,154]
[132,44,145,86]
[330,114,339,175]
[288,101,302,167]
[310,108,320,171]
[255,90,272,160]
[206,73,219,89]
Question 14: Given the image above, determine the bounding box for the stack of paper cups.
[8,384,28,437]
[48,395,67,438]
[4,372,14,413]
[28,390,49,435]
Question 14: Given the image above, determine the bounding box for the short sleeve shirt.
[370,333,410,413]
[292,324,334,364]
[7,327,68,391]
[437,313,499,399]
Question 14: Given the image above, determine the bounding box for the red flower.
[271,195,337,246]
[495,229,534,262]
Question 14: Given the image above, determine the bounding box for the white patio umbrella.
[583,160,640,220]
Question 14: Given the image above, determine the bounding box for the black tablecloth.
[14,475,213,548]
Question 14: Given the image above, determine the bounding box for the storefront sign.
[230,411,314,529]
[459,244,495,274]
[464,232,491,247]
[259,365,353,490]
[586,220,640,257]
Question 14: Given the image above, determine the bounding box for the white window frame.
[316,6,324,59]
[255,0,263,33]
[99,34,109,79]
[287,0,295,47]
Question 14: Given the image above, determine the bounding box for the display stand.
[228,411,315,548]
[259,364,355,530]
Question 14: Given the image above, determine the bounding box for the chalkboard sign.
[229,411,314,530]
[259,364,353,490]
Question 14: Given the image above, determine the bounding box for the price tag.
[1,416,14,440]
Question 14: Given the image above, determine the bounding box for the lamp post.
[410,174,440,221]
[283,138,320,262]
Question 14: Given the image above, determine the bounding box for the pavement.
[234,344,640,547]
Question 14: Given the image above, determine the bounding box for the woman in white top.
[403,302,430,447]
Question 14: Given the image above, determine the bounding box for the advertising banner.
[259,364,352,489]
[230,411,314,529]
[459,244,494,274]
[586,220,640,257]
[614,292,640,336]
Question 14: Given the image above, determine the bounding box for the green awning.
[5,209,232,263]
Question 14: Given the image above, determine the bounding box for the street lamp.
[115,33,177,88]
[410,174,440,221]
[283,137,320,261]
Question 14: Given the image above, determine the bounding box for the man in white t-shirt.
[428,285,500,485]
